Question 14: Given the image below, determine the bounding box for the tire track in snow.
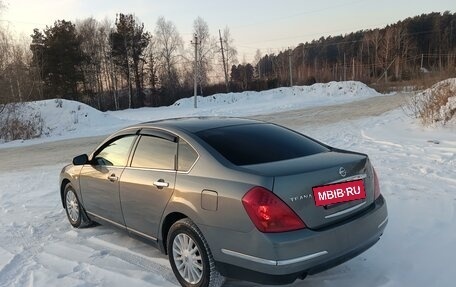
[0,227,45,287]
[84,236,178,285]
[0,213,69,287]
[0,221,178,287]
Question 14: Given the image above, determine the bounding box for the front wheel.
[167,218,225,287]
[64,183,91,228]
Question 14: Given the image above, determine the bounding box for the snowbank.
[173,81,381,109]
[434,79,456,124]
[110,81,385,122]
[0,99,131,145]
[1,81,384,146]
[36,99,127,136]
[412,78,456,125]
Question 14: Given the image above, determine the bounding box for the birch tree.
[192,17,216,95]
[155,16,183,100]
[221,27,238,76]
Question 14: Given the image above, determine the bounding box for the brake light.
[242,186,306,233]
[373,168,381,199]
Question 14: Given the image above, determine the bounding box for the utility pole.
[421,54,424,70]
[219,30,229,92]
[257,61,261,79]
[288,48,293,87]
[343,53,346,81]
[352,57,355,80]
[30,42,44,99]
[125,36,132,109]
[302,45,306,81]
[111,57,119,110]
[191,34,199,108]
[377,57,396,83]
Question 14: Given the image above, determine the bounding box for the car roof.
[133,117,265,133]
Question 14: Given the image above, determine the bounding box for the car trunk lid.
[241,151,374,229]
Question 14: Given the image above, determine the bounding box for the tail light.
[242,186,306,233]
[373,168,381,199]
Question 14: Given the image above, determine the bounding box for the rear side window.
[178,139,198,171]
[131,135,177,170]
[196,124,328,166]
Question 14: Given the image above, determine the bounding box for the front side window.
[131,135,177,170]
[94,136,136,167]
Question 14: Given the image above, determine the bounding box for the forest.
[0,8,455,111]
[253,12,456,90]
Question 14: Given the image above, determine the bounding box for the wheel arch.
[160,212,187,254]
[60,178,71,208]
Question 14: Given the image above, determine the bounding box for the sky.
[0,0,454,62]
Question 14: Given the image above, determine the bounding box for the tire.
[64,183,92,228]
[167,218,225,287]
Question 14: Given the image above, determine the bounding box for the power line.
[230,0,370,30]
[237,27,447,60]
[0,18,49,26]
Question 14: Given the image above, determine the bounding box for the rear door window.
[131,135,177,170]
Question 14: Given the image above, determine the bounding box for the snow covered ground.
[0,81,455,287]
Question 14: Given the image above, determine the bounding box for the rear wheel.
[167,218,225,287]
[64,183,92,228]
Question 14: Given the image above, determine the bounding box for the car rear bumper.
[201,195,388,284]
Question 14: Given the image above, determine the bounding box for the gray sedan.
[59,117,388,287]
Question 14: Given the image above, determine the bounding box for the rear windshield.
[196,123,329,166]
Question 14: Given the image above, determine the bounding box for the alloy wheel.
[172,233,204,284]
[65,189,80,223]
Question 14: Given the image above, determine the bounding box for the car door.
[119,130,178,240]
[79,135,136,226]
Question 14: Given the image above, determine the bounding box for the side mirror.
[73,154,89,166]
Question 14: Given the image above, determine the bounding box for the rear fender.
[159,201,202,253]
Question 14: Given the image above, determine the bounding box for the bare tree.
[254,49,262,79]
[154,16,183,99]
[77,17,106,109]
[0,25,14,105]
[378,28,394,82]
[193,17,217,95]
[98,19,120,110]
[392,25,412,80]
[9,42,31,102]
[221,27,238,78]
[145,35,160,106]
[369,29,382,77]
[223,27,238,67]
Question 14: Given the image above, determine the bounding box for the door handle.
[153,179,169,188]
[107,174,118,182]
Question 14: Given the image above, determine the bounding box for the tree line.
[1,12,238,110]
[1,10,456,111]
[248,12,456,89]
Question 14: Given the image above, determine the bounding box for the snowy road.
[253,92,408,128]
[0,93,408,172]
[1,90,455,287]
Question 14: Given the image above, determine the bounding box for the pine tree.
[34,20,85,100]
[110,13,150,108]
